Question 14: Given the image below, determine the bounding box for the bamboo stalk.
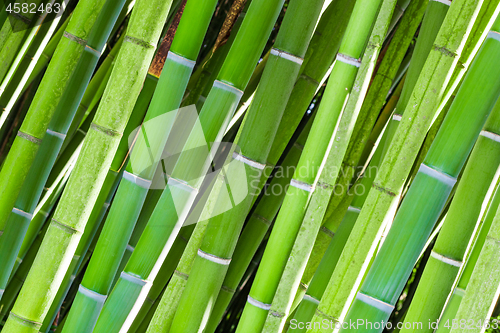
[0,0,44,81]
[261,0,399,331]
[400,97,500,332]
[337,16,500,332]
[307,0,484,327]
[436,182,500,333]
[1,0,173,330]
[0,0,128,297]
[0,0,108,232]
[98,0,297,331]
[448,205,500,333]
[204,116,314,333]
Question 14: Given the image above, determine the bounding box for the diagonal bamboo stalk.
[261,1,400,331]
[436,181,500,333]
[61,1,208,331]
[400,94,500,331]
[233,0,387,330]
[0,0,44,81]
[99,0,300,331]
[307,0,485,327]
[0,0,108,232]
[0,0,128,298]
[337,16,500,332]
[1,0,173,330]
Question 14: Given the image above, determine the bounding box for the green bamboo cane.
[0,0,108,233]
[436,182,500,333]
[127,226,193,332]
[321,0,427,218]
[0,0,64,89]
[0,144,75,323]
[336,18,500,332]
[265,0,354,168]
[0,0,44,80]
[291,0,456,310]
[287,78,402,331]
[400,87,500,333]
[145,169,228,333]
[1,0,172,330]
[182,0,249,109]
[307,0,483,326]
[230,0,386,330]
[260,1,400,331]
[0,0,127,297]
[62,0,218,330]
[448,207,500,333]
[61,33,124,151]
[204,115,314,333]
[96,0,294,330]
[0,8,69,140]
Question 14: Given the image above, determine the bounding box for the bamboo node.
[174,270,189,280]
[371,183,396,197]
[480,130,500,143]
[51,218,79,234]
[454,287,466,296]
[317,182,333,190]
[90,123,122,137]
[432,44,457,58]
[392,114,402,121]
[78,285,107,302]
[430,251,462,267]
[348,206,361,213]
[299,74,319,86]
[124,35,156,49]
[247,295,271,310]
[300,282,309,290]
[123,171,152,189]
[121,271,148,286]
[320,226,335,238]
[290,179,315,192]
[293,142,305,151]
[167,51,196,69]
[214,80,244,97]
[431,0,452,6]
[254,213,271,226]
[304,294,320,304]
[233,152,266,170]
[46,128,66,140]
[315,308,339,322]
[270,48,304,65]
[10,12,32,25]
[357,292,394,313]
[85,45,102,57]
[270,310,285,318]
[197,249,231,265]
[487,31,500,43]
[168,177,198,193]
[17,131,42,145]
[63,31,87,46]
[8,312,42,329]
[336,53,361,68]
[221,285,236,294]
[12,207,33,220]
[419,164,456,187]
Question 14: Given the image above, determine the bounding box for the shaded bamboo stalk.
[1,0,174,330]
[338,16,500,332]
[0,0,128,297]
[306,0,484,327]
[0,0,109,232]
